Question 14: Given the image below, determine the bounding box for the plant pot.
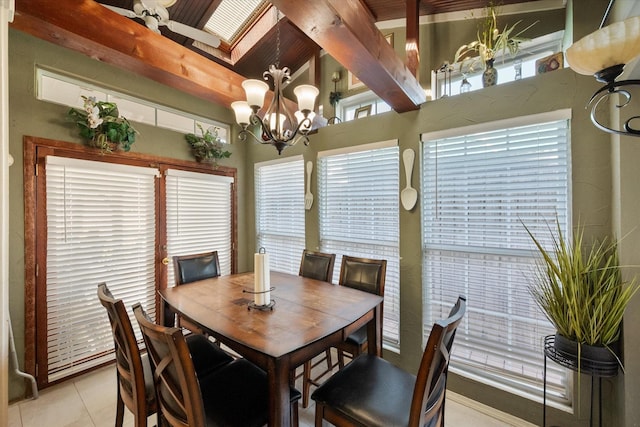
[554,333,620,369]
[482,59,498,87]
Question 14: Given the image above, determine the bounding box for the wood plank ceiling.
[10,0,538,114]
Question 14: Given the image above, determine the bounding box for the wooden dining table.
[158,271,383,427]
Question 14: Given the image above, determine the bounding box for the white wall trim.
[447,391,538,427]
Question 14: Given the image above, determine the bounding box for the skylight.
[204,0,266,44]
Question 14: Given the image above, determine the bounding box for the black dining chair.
[296,249,336,407]
[133,303,301,427]
[336,255,387,368]
[312,295,467,427]
[171,251,221,334]
[98,283,233,427]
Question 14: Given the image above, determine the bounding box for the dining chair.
[98,283,234,427]
[297,249,336,407]
[171,251,221,334]
[133,303,301,427]
[336,255,387,368]
[97,283,157,427]
[298,249,336,282]
[312,295,467,427]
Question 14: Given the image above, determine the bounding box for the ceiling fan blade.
[102,4,140,19]
[165,20,221,48]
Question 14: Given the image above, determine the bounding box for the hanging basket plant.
[185,124,231,164]
[67,96,138,154]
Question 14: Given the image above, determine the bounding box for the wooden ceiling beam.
[272,0,426,113]
[9,0,286,110]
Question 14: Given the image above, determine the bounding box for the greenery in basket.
[185,124,231,164]
[525,220,639,349]
[454,2,537,69]
[67,96,138,153]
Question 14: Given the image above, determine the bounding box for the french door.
[24,136,237,387]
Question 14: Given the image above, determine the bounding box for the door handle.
[162,258,170,265]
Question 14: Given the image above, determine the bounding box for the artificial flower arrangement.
[185,124,232,164]
[454,2,537,69]
[67,96,138,153]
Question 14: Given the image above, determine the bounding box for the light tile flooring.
[9,356,532,427]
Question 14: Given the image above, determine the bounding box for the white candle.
[254,250,271,306]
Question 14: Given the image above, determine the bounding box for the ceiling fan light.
[242,79,269,110]
[294,85,319,115]
[143,15,160,32]
[566,16,640,77]
[231,101,252,126]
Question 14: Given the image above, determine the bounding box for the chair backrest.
[133,303,205,427]
[409,296,466,427]
[97,283,150,419]
[173,251,221,286]
[338,256,387,297]
[299,250,336,282]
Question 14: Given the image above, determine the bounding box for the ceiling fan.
[103,0,221,49]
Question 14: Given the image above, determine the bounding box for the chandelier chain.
[275,9,280,69]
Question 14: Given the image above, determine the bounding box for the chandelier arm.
[587,79,640,137]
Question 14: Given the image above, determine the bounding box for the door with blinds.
[29,138,237,388]
[42,156,159,383]
[165,169,235,286]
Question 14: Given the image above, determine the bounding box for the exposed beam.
[406,0,420,79]
[272,0,426,113]
[10,0,286,110]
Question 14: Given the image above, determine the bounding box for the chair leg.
[314,402,325,427]
[337,349,345,369]
[324,349,332,371]
[302,360,312,408]
[115,388,125,427]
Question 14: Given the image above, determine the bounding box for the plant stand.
[543,335,619,427]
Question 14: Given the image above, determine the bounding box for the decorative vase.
[482,59,498,87]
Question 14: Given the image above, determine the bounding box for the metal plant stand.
[543,335,619,427]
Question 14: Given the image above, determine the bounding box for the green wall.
[9,1,640,425]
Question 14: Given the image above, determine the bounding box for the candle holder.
[243,287,276,311]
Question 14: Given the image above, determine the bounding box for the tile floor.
[8,355,533,427]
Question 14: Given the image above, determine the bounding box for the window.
[36,68,230,142]
[433,31,565,98]
[165,169,235,286]
[45,156,159,381]
[337,91,392,123]
[421,110,571,404]
[318,141,400,349]
[255,157,306,274]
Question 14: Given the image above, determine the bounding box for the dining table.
[158,270,384,427]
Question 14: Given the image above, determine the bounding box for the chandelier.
[231,10,319,154]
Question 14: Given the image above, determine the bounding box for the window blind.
[45,156,158,382]
[165,169,234,286]
[318,142,400,348]
[255,157,306,274]
[421,114,570,402]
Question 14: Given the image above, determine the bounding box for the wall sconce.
[329,71,342,107]
[565,16,640,137]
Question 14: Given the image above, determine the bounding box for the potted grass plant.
[525,220,638,370]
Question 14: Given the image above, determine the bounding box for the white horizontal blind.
[318,143,400,348]
[45,156,158,382]
[165,169,234,286]
[255,158,306,274]
[421,116,570,402]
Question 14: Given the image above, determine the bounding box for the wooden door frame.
[23,135,237,388]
